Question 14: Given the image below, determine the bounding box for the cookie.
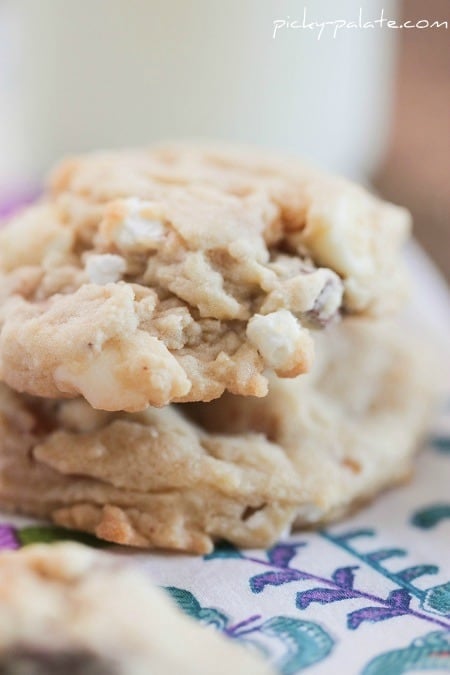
[190,318,437,527]
[0,543,274,674]
[0,143,409,411]
[0,319,435,554]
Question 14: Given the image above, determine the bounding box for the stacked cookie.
[0,144,436,553]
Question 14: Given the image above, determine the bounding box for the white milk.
[1,0,398,186]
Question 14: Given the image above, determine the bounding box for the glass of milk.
[1,0,398,191]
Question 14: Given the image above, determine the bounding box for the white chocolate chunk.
[246,310,313,375]
[54,331,191,412]
[85,254,126,285]
[103,198,167,253]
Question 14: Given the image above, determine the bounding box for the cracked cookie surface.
[0,144,409,411]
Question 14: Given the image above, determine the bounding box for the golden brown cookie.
[0,144,409,411]
[0,319,434,553]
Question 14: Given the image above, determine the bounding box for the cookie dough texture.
[0,143,410,411]
[0,319,435,554]
[0,543,274,675]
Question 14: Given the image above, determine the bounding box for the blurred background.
[0,0,448,279]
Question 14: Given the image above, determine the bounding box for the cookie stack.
[0,144,436,553]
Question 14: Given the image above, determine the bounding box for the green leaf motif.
[431,436,450,454]
[204,541,244,560]
[362,630,450,675]
[411,504,450,529]
[164,587,229,629]
[421,581,450,616]
[246,617,334,674]
[17,526,107,548]
[164,587,333,673]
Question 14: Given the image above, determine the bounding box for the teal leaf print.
[366,548,407,563]
[320,529,450,628]
[163,587,334,673]
[330,527,376,543]
[431,435,450,454]
[257,617,333,674]
[362,631,450,674]
[203,541,243,560]
[164,587,229,629]
[421,582,450,616]
[411,504,450,529]
[396,565,439,583]
[247,530,450,631]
